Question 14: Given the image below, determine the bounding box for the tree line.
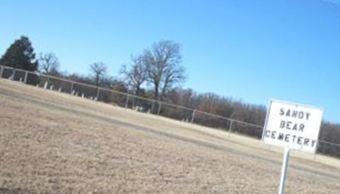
[1,36,340,158]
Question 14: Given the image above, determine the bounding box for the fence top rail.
[1,66,15,70]
[1,66,27,72]
[195,109,263,128]
[319,140,340,147]
[158,100,195,111]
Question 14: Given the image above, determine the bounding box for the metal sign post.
[262,99,323,194]
[278,147,290,194]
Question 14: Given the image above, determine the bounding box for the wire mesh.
[0,64,339,158]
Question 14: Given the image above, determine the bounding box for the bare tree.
[120,55,147,95]
[39,52,59,75]
[89,62,107,87]
[142,40,186,100]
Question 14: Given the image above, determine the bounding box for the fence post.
[132,97,135,109]
[10,68,16,80]
[191,109,196,123]
[24,71,28,84]
[157,102,162,115]
[313,140,321,161]
[70,82,74,94]
[125,94,129,108]
[228,120,233,136]
[44,77,49,89]
[150,101,155,114]
[0,66,3,78]
[96,87,100,101]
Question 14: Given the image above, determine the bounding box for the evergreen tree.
[0,36,38,71]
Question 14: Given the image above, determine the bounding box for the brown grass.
[0,79,339,194]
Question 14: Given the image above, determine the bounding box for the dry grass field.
[0,78,340,193]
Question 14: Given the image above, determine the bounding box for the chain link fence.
[0,65,339,158]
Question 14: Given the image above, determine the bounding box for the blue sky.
[1,0,340,123]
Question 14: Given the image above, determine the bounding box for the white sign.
[262,100,323,153]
